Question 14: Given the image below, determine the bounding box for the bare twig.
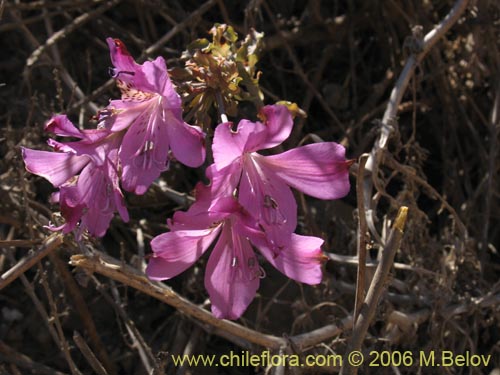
[73,332,109,375]
[0,234,63,291]
[70,250,365,352]
[0,239,41,247]
[38,261,83,375]
[142,0,217,58]
[8,7,99,113]
[0,340,68,375]
[261,0,345,132]
[49,251,117,375]
[353,154,369,323]
[340,207,408,375]
[326,252,437,277]
[109,280,156,374]
[68,0,217,113]
[383,154,466,236]
[70,251,288,349]
[363,0,470,238]
[26,0,121,68]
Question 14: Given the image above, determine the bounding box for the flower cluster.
[147,104,351,319]
[23,34,351,320]
[23,38,205,238]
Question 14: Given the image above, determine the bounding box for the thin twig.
[261,0,345,132]
[73,332,109,375]
[142,0,217,58]
[363,0,470,237]
[0,234,63,291]
[340,207,408,375]
[8,7,99,113]
[215,90,229,123]
[38,260,83,375]
[383,154,466,236]
[49,251,117,375]
[109,280,156,374]
[68,0,217,113]
[70,250,359,351]
[0,239,41,247]
[26,0,121,68]
[0,340,68,375]
[70,251,287,349]
[326,252,437,277]
[353,154,369,324]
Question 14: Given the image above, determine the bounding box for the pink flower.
[22,115,128,238]
[209,104,351,249]
[147,195,325,320]
[99,38,206,194]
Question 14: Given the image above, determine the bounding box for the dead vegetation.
[0,0,499,374]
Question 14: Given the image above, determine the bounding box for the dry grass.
[0,0,499,374]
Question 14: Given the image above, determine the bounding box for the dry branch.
[0,234,63,291]
[25,0,121,68]
[69,251,288,350]
[363,0,470,238]
[340,207,408,375]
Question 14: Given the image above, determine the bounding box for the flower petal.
[239,155,297,248]
[106,38,137,80]
[44,115,84,138]
[212,122,245,169]
[99,99,150,132]
[256,233,325,285]
[106,149,129,222]
[147,226,221,280]
[22,147,89,187]
[212,120,269,169]
[257,104,294,149]
[205,224,260,320]
[57,185,85,234]
[140,57,180,102]
[262,142,351,199]
[167,117,205,168]
[120,109,169,194]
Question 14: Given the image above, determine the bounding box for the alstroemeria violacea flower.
[99,38,206,194]
[147,195,325,320]
[209,104,351,250]
[22,115,128,238]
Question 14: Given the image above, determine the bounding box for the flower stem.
[215,90,229,123]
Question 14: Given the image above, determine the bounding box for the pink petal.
[257,233,325,285]
[167,118,205,168]
[139,57,180,102]
[120,110,169,194]
[212,120,269,169]
[55,184,85,235]
[261,142,351,199]
[160,76,183,112]
[22,147,89,187]
[197,164,242,212]
[239,155,297,248]
[205,224,260,320]
[106,150,129,222]
[257,104,294,149]
[106,38,137,80]
[99,100,150,132]
[212,122,245,169]
[147,226,221,280]
[168,194,235,231]
[211,105,292,169]
[74,164,121,237]
[44,115,84,138]
[80,210,114,237]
